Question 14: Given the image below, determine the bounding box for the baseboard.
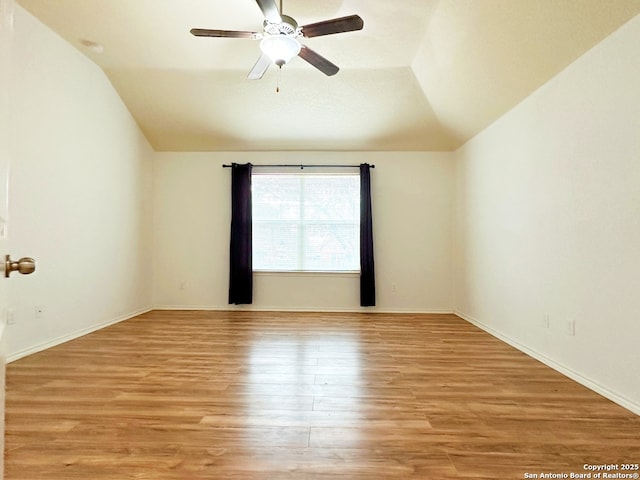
[152,304,455,315]
[455,310,640,416]
[7,306,153,363]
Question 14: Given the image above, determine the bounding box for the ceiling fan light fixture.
[260,35,300,67]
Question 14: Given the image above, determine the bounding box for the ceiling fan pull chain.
[276,66,281,93]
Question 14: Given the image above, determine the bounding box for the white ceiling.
[16,0,640,151]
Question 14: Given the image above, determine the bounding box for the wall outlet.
[565,319,576,336]
[7,308,16,325]
[543,314,550,329]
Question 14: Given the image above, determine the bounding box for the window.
[252,173,360,272]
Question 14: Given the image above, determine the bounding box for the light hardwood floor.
[5,311,640,479]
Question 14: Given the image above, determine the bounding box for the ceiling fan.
[190,0,364,79]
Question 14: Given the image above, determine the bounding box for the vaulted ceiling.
[16,0,640,151]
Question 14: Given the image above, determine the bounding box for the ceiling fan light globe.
[260,35,301,66]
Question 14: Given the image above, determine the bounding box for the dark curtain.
[360,163,376,307]
[228,163,253,304]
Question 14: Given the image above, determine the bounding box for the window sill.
[253,270,360,278]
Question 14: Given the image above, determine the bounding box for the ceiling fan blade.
[301,15,364,38]
[247,54,272,80]
[255,0,282,23]
[190,28,259,39]
[298,45,339,76]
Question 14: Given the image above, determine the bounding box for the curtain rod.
[222,164,374,169]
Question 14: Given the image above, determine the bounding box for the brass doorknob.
[4,255,36,277]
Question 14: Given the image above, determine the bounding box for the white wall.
[153,151,454,313]
[6,6,154,359]
[453,15,640,413]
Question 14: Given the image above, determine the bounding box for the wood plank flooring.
[5,311,640,479]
